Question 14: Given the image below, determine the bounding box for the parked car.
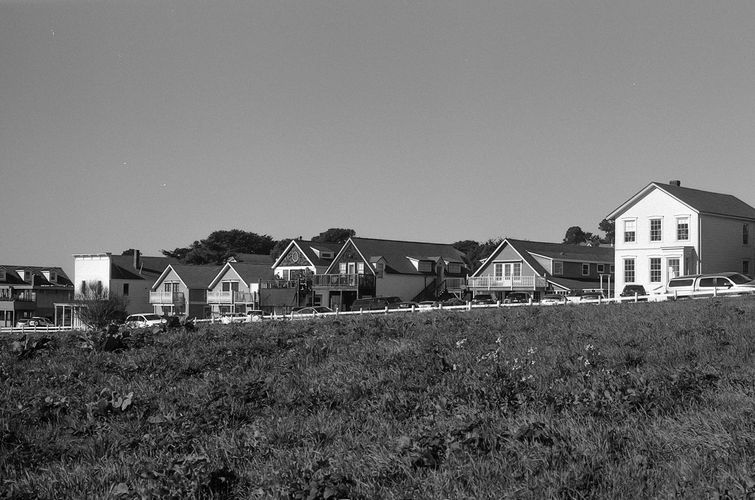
[417,300,439,309]
[16,317,54,328]
[540,294,567,306]
[220,312,248,324]
[441,297,466,307]
[351,296,403,311]
[291,306,334,317]
[246,310,265,322]
[619,285,647,301]
[664,272,755,299]
[396,301,419,309]
[503,292,531,304]
[125,313,167,329]
[471,294,496,305]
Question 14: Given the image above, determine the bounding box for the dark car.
[503,292,531,304]
[351,296,403,311]
[619,285,647,301]
[471,294,496,305]
[291,306,334,318]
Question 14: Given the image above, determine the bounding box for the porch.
[149,291,186,306]
[467,275,547,291]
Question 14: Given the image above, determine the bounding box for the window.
[650,258,662,282]
[494,263,503,280]
[123,283,129,296]
[624,220,636,243]
[610,265,615,273]
[624,258,635,283]
[744,260,750,275]
[553,261,563,275]
[375,262,385,278]
[339,263,347,274]
[597,264,605,274]
[668,258,680,278]
[582,263,590,276]
[448,263,461,274]
[668,278,694,288]
[650,218,662,242]
[744,224,750,245]
[357,262,365,274]
[698,277,716,288]
[676,217,689,241]
[347,262,356,274]
[512,262,522,278]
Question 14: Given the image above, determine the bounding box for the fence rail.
[0,325,74,334]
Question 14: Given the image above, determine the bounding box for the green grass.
[2,298,755,498]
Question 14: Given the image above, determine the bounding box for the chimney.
[669,180,681,187]
[133,249,141,270]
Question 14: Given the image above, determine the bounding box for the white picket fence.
[206,287,755,323]
[0,325,74,335]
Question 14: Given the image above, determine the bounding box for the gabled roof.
[0,265,73,287]
[208,262,276,289]
[271,240,341,269]
[607,182,755,221]
[153,264,222,290]
[328,237,467,275]
[471,238,614,277]
[227,253,274,265]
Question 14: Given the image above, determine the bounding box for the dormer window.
[0,269,5,281]
[16,270,27,282]
[447,263,461,274]
[42,270,57,283]
[417,260,434,273]
[553,261,563,275]
[321,251,334,259]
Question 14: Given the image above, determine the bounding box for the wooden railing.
[467,275,547,290]
[259,280,298,289]
[312,274,376,289]
[149,291,185,305]
[0,292,37,303]
[206,291,256,303]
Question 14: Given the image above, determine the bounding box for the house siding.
[700,215,755,274]
[613,188,699,294]
[476,245,535,279]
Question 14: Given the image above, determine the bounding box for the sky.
[3,0,755,277]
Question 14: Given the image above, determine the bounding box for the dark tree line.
[161,228,357,265]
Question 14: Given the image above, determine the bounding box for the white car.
[220,312,248,324]
[125,313,167,328]
[16,317,55,328]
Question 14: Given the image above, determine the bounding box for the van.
[350,296,402,311]
[664,272,755,299]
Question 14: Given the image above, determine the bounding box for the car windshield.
[728,273,752,284]
[143,314,161,320]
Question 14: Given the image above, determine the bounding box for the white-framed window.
[221,281,239,292]
[338,262,347,274]
[650,218,662,242]
[347,262,356,274]
[553,261,563,275]
[494,263,503,280]
[650,258,662,282]
[357,262,365,274]
[624,220,636,243]
[667,258,680,279]
[624,258,635,283]
[503,262,522,280]
[597,264,605,273]
[582,263,590,276]
[676,217,689,241]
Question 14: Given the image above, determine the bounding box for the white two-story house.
[606,181,755,295]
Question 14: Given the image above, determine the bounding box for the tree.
[311,228,355,244]
[598,218,615,245]
[270,238,294,260]
[563,226,591,245]
[453,237,503,272]
[76,281,128,331]
[162,229,276,264]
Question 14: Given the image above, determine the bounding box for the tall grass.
[2,298,755,498]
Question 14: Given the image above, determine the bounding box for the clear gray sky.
[3,0,755,276]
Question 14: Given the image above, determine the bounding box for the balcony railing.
[467,275,547,290]
[260,280,298,289]
[149,291,185,305]
[312,274,376,290]
[206,290,256,304]
[0,292,37,303]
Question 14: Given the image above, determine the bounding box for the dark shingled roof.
[0,265,73,288]
[167,265,223,289]
[343,237,466,275]
[652,182,755,219]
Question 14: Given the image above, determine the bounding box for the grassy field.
[2,298,755,499]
